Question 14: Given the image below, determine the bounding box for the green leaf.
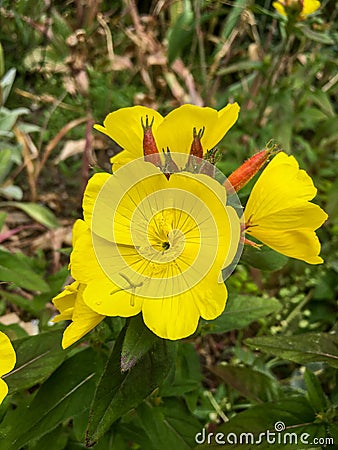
[136,399,202,450]
[241,245,289,271]
[203,295,281,333]
[297,24,334,45]
[0,148,12,184]
[194,396,324,450]
[160,342,201,398]
[246,332,338,368]
[304,369,328,413]
[0,107,29,131]
[28,426,68,450]
[5,329,66,393]
[0,185,23,200]
[0,249,50,292]
[0,201,59,228]
[121,314,161,372]
[210,365,281,403]
[167,0,194,64]
[218,0,248,42]
[1,348,101,450]
[0,211,6,231]
[1,68,16,105]
[86,327,177,447]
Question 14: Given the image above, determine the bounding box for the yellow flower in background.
[52,281,105,349]
[94,103,240,170]
[63,158,241,341]
[244,152,328,264]
[0,332,16,404]
[273,0,320,20]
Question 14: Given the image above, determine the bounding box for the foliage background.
[0,0,337,449]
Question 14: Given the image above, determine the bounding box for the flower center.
[162,241,170,250]
[144,209,186,264]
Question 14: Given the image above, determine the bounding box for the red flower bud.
[190,127,204,158]
[186,127,205,172]
[163,148,179,179]
[227,143,279,192]
[141,116,162,168]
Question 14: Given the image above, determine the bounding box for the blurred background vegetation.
[0,0,337,449]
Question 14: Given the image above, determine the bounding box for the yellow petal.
[142,290,200,340]
[193,277,228,320]
[82,172,111,229]
[273,1,287,15]
[248,228,323,264]
[0,332,16,377]
[70,224,106,283]
[0,378,9,405]
[110,151,138,172]
[72,219,89,246]
[52,281,79,322]
[249,202,328,231]
[156,103,240,156]
[245,153,317,223]
[94,106,163,155]
[89,160,167,244]
[83,278,143,317]
[301,0,320,16]
[61,284,105,349]
[245,152,328,264]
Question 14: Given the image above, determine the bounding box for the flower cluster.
[53,103,328,348]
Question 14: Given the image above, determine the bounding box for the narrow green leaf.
[5,329,66,393]
[297,24,334,45]
[86,327,177,447]
[1,348,100,450]
[241,245,289,271]
[210,365,281,403]
[246,332,338,368]
[0,68,16,105]
[0,201,59,228]
[219,0,248,42]
[304,369,328,413]
[167,0,194,64]
[0,148,12,184]
[0,211,6,231]
[0,249,50,292]
[121,314,161,372]
[203,295,281,333]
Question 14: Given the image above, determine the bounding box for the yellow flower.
[244,152,328,264]
[70,158,241,340]
[0,332,16,404]
[273,0,320,20]
[94,104,240,170]
[52,280,105,349]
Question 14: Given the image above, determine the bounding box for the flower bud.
[227,144,279,192]
[141,116,162,168]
